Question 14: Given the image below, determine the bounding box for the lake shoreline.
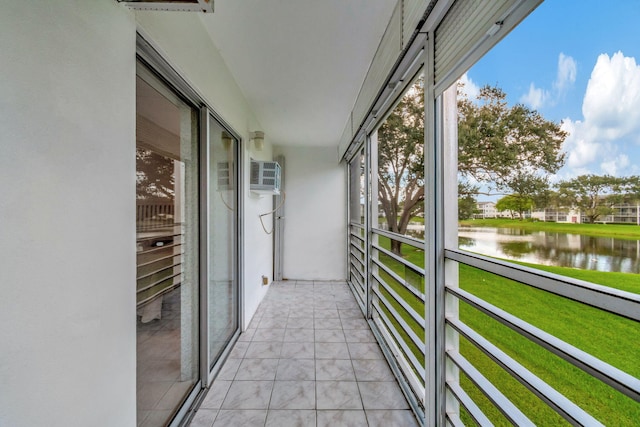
[459,218,640,240]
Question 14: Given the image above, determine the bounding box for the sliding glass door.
[207,116,239,369]
[136,63,200,427]
[134,52,241,426]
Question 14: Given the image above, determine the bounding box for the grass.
[459,218,640,240]
[369,231,640,425]
[459,263,640,426]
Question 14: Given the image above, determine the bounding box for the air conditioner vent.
[250,161,281,195]
[217,161,233,190]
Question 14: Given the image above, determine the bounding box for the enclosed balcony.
[2,1,640,427]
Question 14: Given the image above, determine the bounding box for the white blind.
[435,0,513,90]
[434,0,542,94]
[403,0,429,48]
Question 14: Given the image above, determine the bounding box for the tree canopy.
[136,148,175,201]
[377,79,424,254]
[458,85,567,198]
[556,174,632,223]
[496,194,533,220]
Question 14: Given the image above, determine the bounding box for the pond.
[457,227,640,274]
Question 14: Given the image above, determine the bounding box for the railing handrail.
[445,248,640,322]
[448,286,640,402]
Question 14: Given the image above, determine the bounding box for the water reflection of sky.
[458,227,640,274]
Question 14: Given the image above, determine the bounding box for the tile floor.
[189,280,419,427]
[138,289,196,427]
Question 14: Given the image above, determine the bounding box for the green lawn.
[459,263,640,426]
[460,218,640,240]
[372,232,640,426]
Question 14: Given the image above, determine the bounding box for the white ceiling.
[200,0,396,147]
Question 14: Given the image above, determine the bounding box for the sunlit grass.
[371,233,640,425]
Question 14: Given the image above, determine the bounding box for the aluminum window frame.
[136,32,244,426]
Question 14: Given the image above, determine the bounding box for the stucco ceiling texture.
[201,0,396,147]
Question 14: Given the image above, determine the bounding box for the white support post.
[442,83,460,422]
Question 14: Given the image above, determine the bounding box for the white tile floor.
[189,280,419,427]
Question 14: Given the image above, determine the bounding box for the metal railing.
[136,229,183,307]
[347,219,640,424]
[444,248,640,425]
[136,200,175,231]
[368,227,426,410]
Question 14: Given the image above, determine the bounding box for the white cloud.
[562,118,600,169]
[520,83,549,109]
[561,51,640,176]
[601,154,629,176]
[520,53,576,109]
[582,51,640,141]
[553,53,577,93]
[458,73,480,99]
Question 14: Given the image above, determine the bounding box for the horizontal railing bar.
[349,235,364,253]
[350,231,365,242]
[448,351,534,426]
[137,271,181,294]
[349,222,365,230]
[445,381,494,427]
[445,248,640,322]
[350,265,365,291]
[444,412,465,427]
[349,237,365,252]
[349,259,365,280]
[137,282,181,308]
[347,280,367,313]
[136,242,183,256]
[349,248,365,266]
[372,242,426,276]
[372,257,425,301]
[136,232,182,242]
[372,227,424,249]
[137,252,184,269]
[373,303,426,378]
[448,286,640,402]
[447,318,604,426]
[137,262,182,282]
[371,287,425,352]
[372,272,425,327]
[368,317,426,422]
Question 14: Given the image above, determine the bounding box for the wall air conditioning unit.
[117,0,214,13]
[250,161,281,195]
[217,161,234,191]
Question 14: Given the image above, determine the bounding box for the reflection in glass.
[135,69,199,427]
[208,117,238,368]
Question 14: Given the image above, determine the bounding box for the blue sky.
[462,0,640,182]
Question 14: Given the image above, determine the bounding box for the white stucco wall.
[273,146,347,280]
[135,11,274,328]
[0,2,278,426]
[0,2,137,427]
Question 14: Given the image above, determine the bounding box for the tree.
[458,194,478,220]
[377,79,424,255]
[458,85,566,197]
[496,194,533,220]
[556,174,621,223]
[136,148,175,201]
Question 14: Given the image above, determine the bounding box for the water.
[457,227,640,274]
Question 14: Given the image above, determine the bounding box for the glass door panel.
[207,116,239,368]
[135,66,199,427]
